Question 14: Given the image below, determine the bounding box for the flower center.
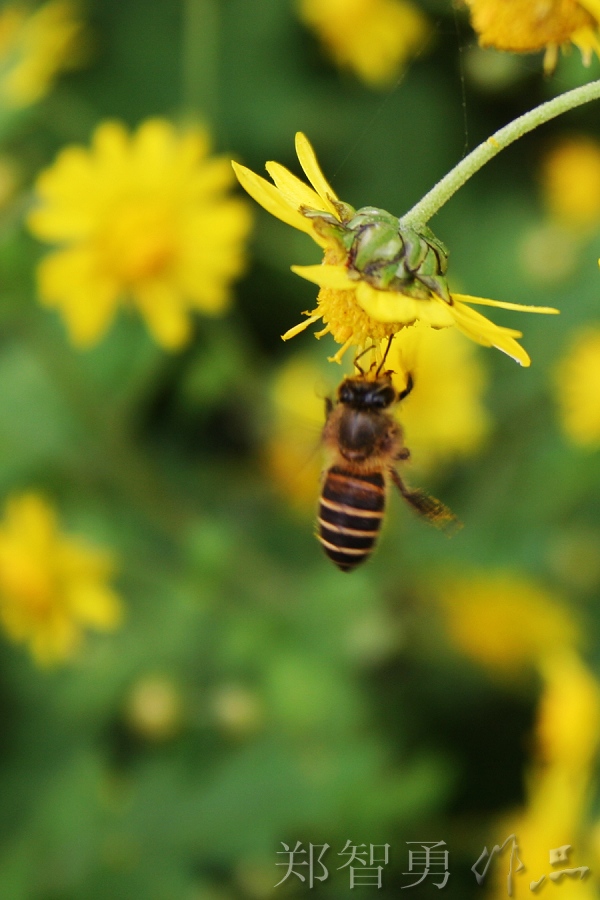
[101,199,176,284]
[317,246,402,349]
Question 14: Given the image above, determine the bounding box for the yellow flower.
[0,0,86,108]
[537,651,600,770]
[438,572,578,676]
[540,136,600,231]
[27,118,252,349]
[0,492,122,665]
[463,0,600,72]
[298,0,430,88]
[555,326,600,446]
[232,133,557,366]
[265,353,327,512]
[486,652,600,900]
[391,326,490,471]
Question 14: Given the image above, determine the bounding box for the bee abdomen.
[318,466,385,572]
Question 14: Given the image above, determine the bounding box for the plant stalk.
[402,79,600,227]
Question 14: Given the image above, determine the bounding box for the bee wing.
[389,468,461,532]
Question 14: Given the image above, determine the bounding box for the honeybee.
[318,348,457,572]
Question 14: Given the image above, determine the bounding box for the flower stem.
[402,79,600,227]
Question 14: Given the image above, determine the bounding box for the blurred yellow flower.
[125,675,183,742]
[439,572,578,676]
[298,0,429,87]
[0,0,86,108]
[265,353,326,512]
[391,326,490,471]
[540,136,600,230]
[0,492,122,665]
[463,0,600,72]
[537,651,600,770]
[233,133,557,366]
[28,118,252,349]
[486,652,600,900]
[555,326,600,446]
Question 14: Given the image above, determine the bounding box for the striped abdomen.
[318,466,385,571]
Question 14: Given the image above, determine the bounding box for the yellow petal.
[452,292,559,315]
[291,263,354,290]
[265,161,326,214]
[356,281,455,327]
[134,282,191,349]
[68,582,123,629]
[92,120,129,164]
[451,300,523,338]
[36,248,120,346]
[295,132,340,215]
[570,25,600,64]
[132,118,177,168]
[450,301,530,366]
[231,162,314,236]
[281,313,322,341]
[579,0,600,20]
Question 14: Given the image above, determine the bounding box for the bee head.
[338,374,396,410]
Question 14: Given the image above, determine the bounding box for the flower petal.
[282,313,322,341]
[579,0,600,20]
[37,248,120,346]
[265,161,327,215]
[291,263,354,290]
[133,282,191,349]
[452,292,559,315]
[295,132,340,215]
[231,161,314,236]
[356,281,455,327]
[450,300,530,367]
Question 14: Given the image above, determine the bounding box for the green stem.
[402,79,600,227]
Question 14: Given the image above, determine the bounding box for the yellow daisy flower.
[0,0,86,108]
[438,571,578,676]
[27,118,252,349]
[0,492,122,665]
[486,652,600,900]
[298,0,430,88]
[463,0,600,72]
[232,133,557,366]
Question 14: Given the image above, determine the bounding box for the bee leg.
[390,468,458,528]
[397,372,414,402]
[325,397,334,418]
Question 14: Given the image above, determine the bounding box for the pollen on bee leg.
[327,338,354,364]
[281,313,322,341]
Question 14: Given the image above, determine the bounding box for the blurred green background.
[0,0,599,897]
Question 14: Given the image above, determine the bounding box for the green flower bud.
[304,205,451,302]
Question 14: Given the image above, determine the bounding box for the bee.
[318,346,457,572]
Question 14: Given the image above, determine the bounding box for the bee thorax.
[338,409,389,460]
